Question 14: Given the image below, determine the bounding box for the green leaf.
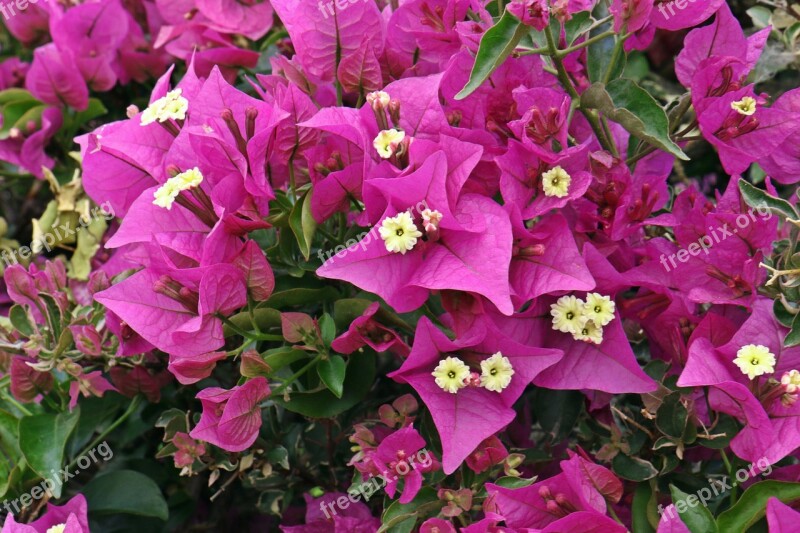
[563,11,593,46]
[716,481,800,532]
[9,305,33,337]
[379,487,440,533]
[19,410,80,498]
[289,190,317,261]
[586,14,625,83]
[264,287,340,309]
[656,393,688,439]
[533,389,584,441]
[0,88,36,106]
[612,454,658,482]
[582,79,689,160]
[738,179,799,220]
[275,351,375,417]
[0,100,41,139]
[317,355,346,398]
[83,470,169,520]
[669,485,718,533]
[747,6,772,29]
[455,11,528,100]
[785,312,800,348]
[319,313,336,346]
[262,347,308,372]
[632,483,657,533]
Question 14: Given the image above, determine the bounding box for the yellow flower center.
[378,211,422,254]
[480,352,514,392]
[731,97,757,116]
[541,166,571,198]
[733,344,776,380]
[46,525,67,533]
[432,356,470,394]
[573,320,603,345]
[373,129,405,159]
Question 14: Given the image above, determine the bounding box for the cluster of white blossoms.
[541,165,572,198]
[550,293,616,345]
[140,88,189,126]
[153,167,204,210]
[432,352,515,394]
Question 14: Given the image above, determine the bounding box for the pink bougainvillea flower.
[758,88,800,184]
[507,87,571,159]
[318,136,516,315]
[487,452,625,532]
[168,351,228,385]
[0,106,63,178]
[1,494,89,533]
[94,263,247,357]
[696,86,800,176]
[610,0,653,33]
[195,0,274,40]
[497,141,593,220]
[189,376,270,452]
[389,318,562,473]
[68,370,117,409]
[678,297,800,464]
[508,208,595,304]
[279,492,381,532]
[10,356,53,403]
[25,44,89,110]
[362,426,439,503]
[69,325,103,356]
[173,432,206,469]
[109,365,172,403]
[650,0,725,31]
[331,302,410,357]
[271,0,384,84]
[507,0,550,30]
[766,498,800,532]
[420,518,457,533]
[675,3,769,89]
[465,435,509,474]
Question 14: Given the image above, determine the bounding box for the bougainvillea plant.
[1,0,800,531]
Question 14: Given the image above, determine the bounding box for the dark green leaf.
[669,485,717,533]
[288,190,317,261]
[455,11,528,100]
[319,313,336,346]
[716,481,800,532]
[533,389,584,441]
[612,454,658,481]
[275,351,375,417]
[738,179,798,219]
[632,483,657,533]
[563,11,593,46]
[582,79,689,160]
[785,312,800,347]
[83,470,169,520]
[9,305,33,337]
[379,487,440,533]
[19,409,80,498]
[317,355,346,398]
[656,393,688,439]
[586,13,625,83]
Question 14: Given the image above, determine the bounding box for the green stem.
[1,389,32,416]
[544,25,617,157]
[68,395,142,470]
[602,33,625,85]
[271,355,322,397]
[556,30,615,57]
